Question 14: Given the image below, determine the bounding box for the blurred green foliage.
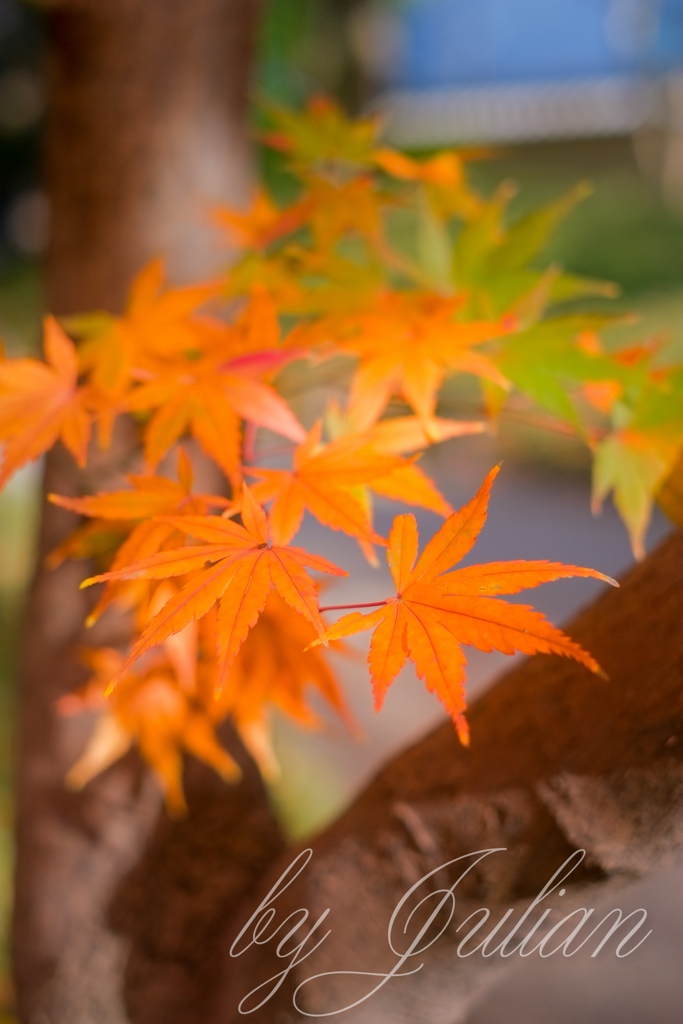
[466,139,683,295]
[0,261,43,356]
[257,0,361,109]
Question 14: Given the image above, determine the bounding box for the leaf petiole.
[318,600,388,613]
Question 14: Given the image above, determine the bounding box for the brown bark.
[110,743,285,1024]
[46,0,259,313]
[205,530,683,1024]
[11,4,287,1024]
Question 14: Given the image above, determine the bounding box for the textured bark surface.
[110,739,285,1024]
[206,531,683,1024]
[46,0,259,313]
[13,431,160,1024]
[11,4,285,1024]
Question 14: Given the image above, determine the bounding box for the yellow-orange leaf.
[75,259,219,403]
[59,647,240,816]
[315,467,616,742]
[374,148,466,187]
[215,592,348,726]
[214,593,350,779]
[0,316,91,489]
[364,415,486,455]
[370,463,453,517]
[127,361,304,487]
[249,420,454,550]
[334,293,513,430]
[213,189,308,250]
[84,259,216,368]
[247,421,403,546]
[49,450,232,623]
[81,486,346,693]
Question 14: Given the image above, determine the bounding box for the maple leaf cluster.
[1,96,678,812]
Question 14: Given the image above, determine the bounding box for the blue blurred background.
[393,0,682,87]
[371,0,683,150]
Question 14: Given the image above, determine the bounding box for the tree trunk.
[46,0,258,311]
[11,5,286,1024]
[203,530,682,1024]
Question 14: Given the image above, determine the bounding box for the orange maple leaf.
[247,420,451,549]
[314,466,617,744]
[374,148,466,186]
[206,593,352,780]
[81,485,347,693]
[368,463,453,518]
[77,258,218,398]
[323,407,489,519]
[362,414,486,455]
[57,591,349,807]
[213,189,308,250]
[44,519,130,571]
[58,647,239,816]
[49,449,232,624]
[123,290,306,486]
[372,147,489,218]
[305,175,388,254]
[0,316,92,489]
[307,292,513,431]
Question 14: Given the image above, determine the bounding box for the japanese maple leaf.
[116,286,305,486]
[74,256,216,407]
[368,463,453,518]
[331,292,513,430]
[373,147,485,219]
[362,414,486,455]
[81,486,346,693]
[374,148,467,186]
[190,285,307,379]
[58,647,239,817]
[0,316,91,489]
[125,334,305,487]
[306,176,389,254]
[212,189,308,250]
[247,420,450,548]
[320,408,485,519]
[214,592,349,727]
[314,466,616,744]
[49,449,232,624]
[592,427,682,560]
[44,519,130,572]
[76,258,218,398]
[582,341,683,557]
[260,95,379,167]
[205,593,352,780]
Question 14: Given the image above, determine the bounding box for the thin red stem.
[318,600,387,613]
